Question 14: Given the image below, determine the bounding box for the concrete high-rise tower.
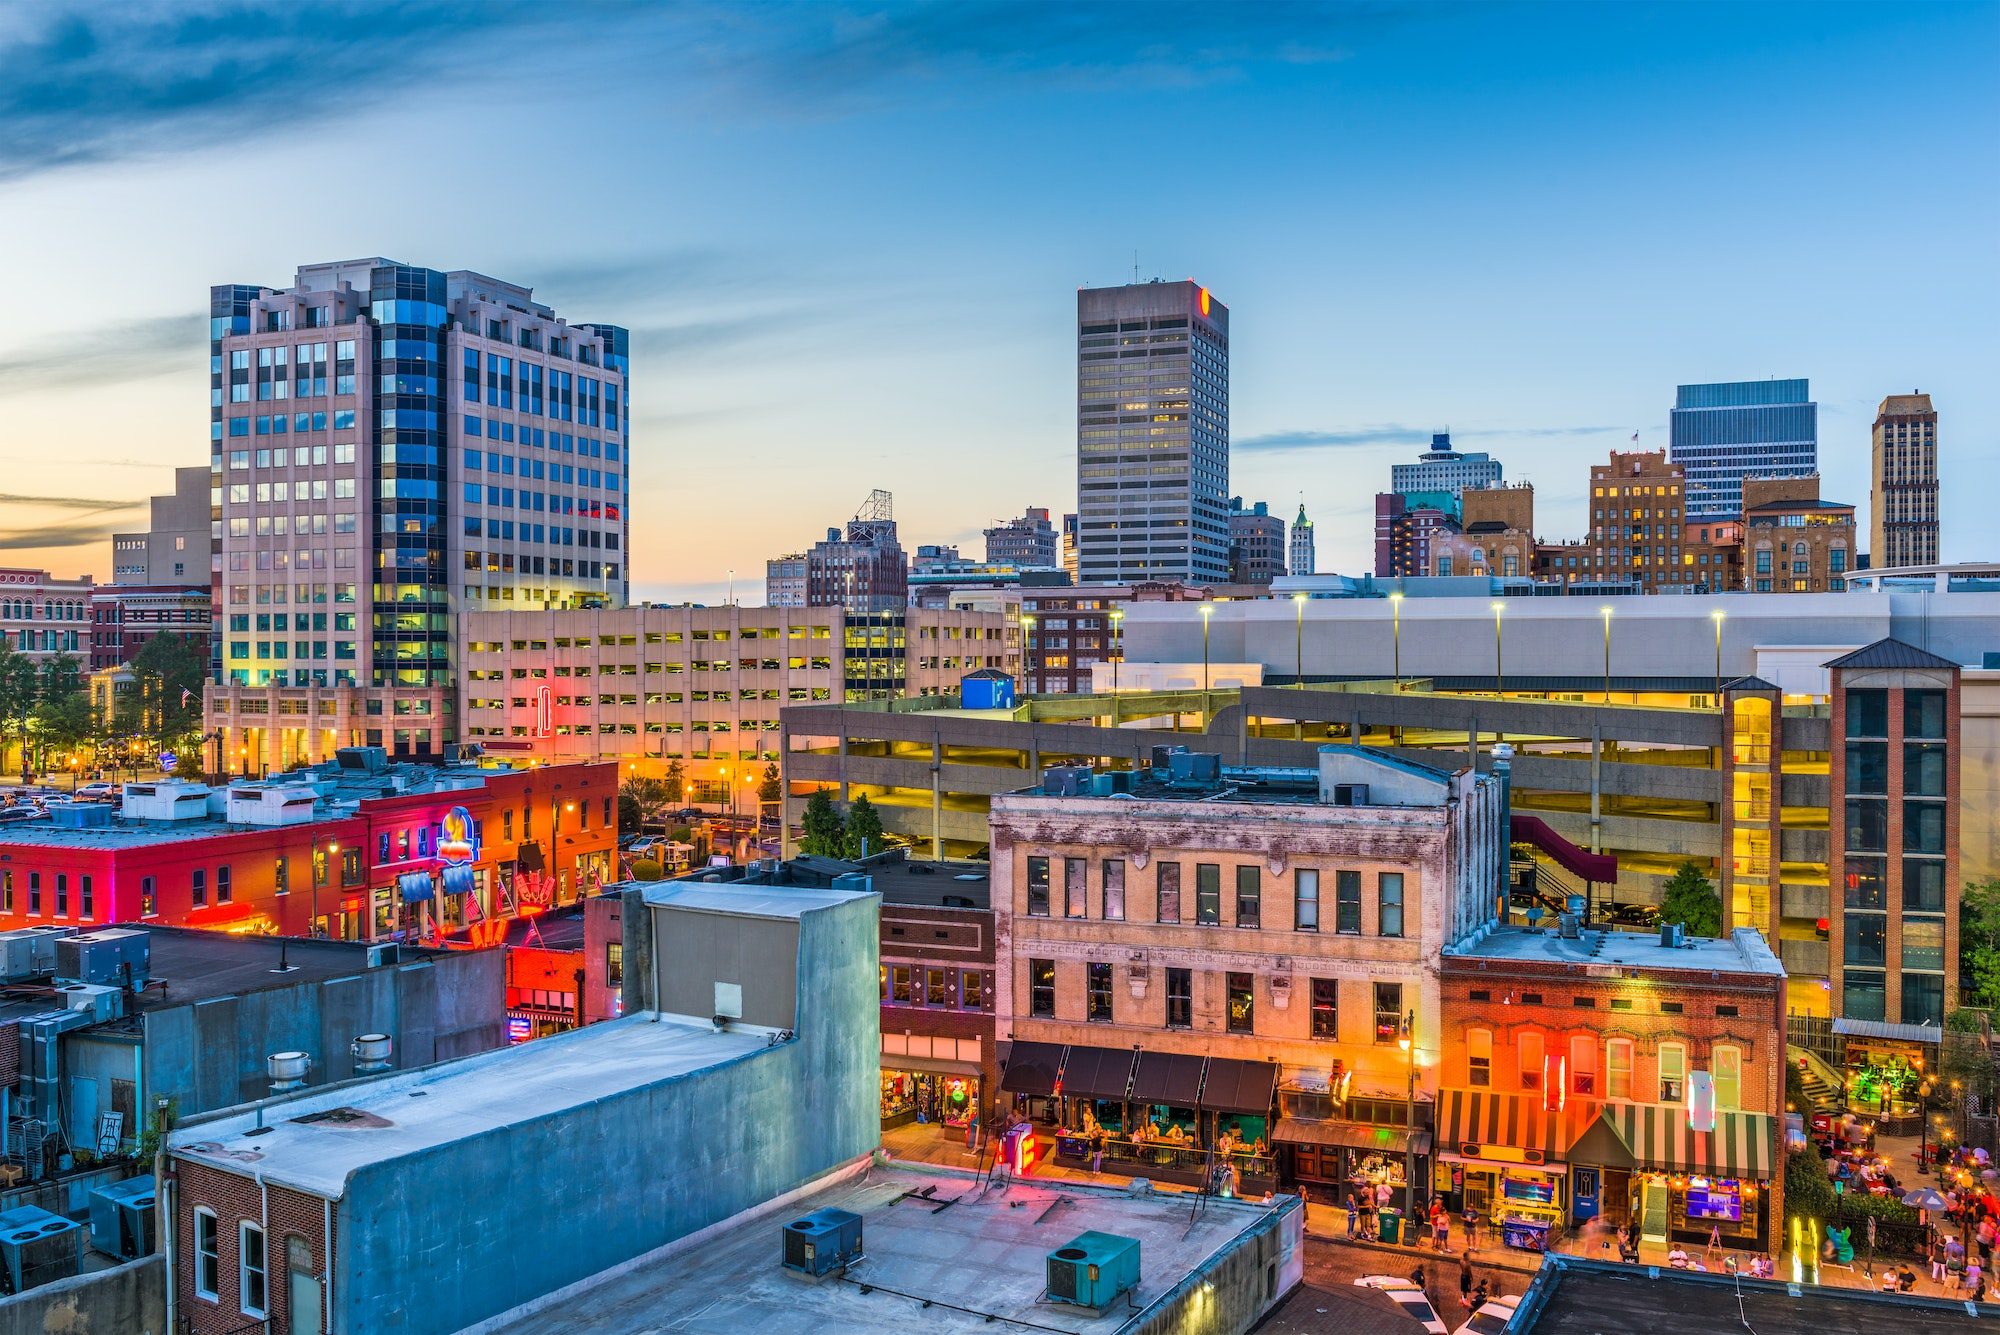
[205,258,629,763]
[1870,393,1939,570]
[1669,379,1817,521]
[1075,280,1229,584]
[1288,502,1316,576]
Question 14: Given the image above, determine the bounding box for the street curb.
[1304,1229,1544,1277]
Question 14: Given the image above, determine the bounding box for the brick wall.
[172,1159,330,1335]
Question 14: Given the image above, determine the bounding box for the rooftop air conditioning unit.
[59,983,123,1025]
[267,1051,312,1093]
[1149,744,1187,774]
[1659,922,1687,949]
[1166,751,1220,789]
[1045,1231,1141,1310]
[1327,783,1371,807]
[0,1205,81,1293]
[1041,766,1093,797]
[54,930,150,989]
[87,1177,156,1259]
[1557,913,1583,940]
[780,1208,863,1280]
[0,927,76,983]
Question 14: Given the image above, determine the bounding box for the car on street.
[76,782,119,802]
[1353,1277,1449,1334]
[1457,1293,1520,1334]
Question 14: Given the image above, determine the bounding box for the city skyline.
[0,1,1993,600]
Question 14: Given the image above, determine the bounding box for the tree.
[800,788,845,857]
[662,757,685,804]
[758,760,781,805]
[1961,879,2000,1010]
[842,794,885,860]
[0,638,37,780]
[629,858,665,882]
[129,632,206,752]
[620,775,673,832]
[1658,860,1723,938]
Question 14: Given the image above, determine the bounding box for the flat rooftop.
[663,854,992,910]
[169,1014,766,1198]
[1447,924,1786,977]
[639,880,870,919]
[485,1163,1287,1335]
[1521,1256,1987,1333]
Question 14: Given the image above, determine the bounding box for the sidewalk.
[878,1121,1969,1302]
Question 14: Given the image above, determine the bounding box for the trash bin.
[1379,1208,1403,1245]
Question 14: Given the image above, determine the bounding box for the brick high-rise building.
[983,507,1059,570]
[1226,498,1286,584]
[1742,475,1855,593]
[1075,281,1230,585]
[203,259,629,764]
[1584,450,1686,591]
[1870,393,1939,570]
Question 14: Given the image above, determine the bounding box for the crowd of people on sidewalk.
[1342,1188,1483,1252]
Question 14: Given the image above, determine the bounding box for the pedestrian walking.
[1458,1251,1474,1310]
[1346,1194,1360,1241]
[1089,1127,1105,1174]
[1462,1205,1480,1251]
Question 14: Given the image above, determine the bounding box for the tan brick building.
[1742,475,1856,593]
[1585,450,1687,591]
[990,746,1507,1198]
[1439,924,1786,1251]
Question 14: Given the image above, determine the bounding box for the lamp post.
[1199,603,1214,725]
[1020,614,1036,696]
[716,765,729,819]
[1292,592,1308,689]
[1389,592,1403,691]
[1711,608,1726,702]
[1491,601,1505,696]
[1400,1009,1417,1221]
[67,754,78,794]
[1600,606,1614,704]
[1109,609,1124,697]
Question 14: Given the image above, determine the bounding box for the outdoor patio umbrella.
[1902,1187,1950,1211]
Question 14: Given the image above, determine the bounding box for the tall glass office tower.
[1075,281,1230,584]
[1669,379,1817,521]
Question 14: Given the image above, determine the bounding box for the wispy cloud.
[0,493,143,512]
[0,516,138,552]
[0,2,582,182]
[1238,423,1622,454]
[0,314,200,394]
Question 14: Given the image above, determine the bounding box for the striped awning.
[1435,1089,1583,1164]
[1600,1103,1776,1180]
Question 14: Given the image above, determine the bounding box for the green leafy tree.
[842,794,886,860]
[759,760,782,805]
[0,637,37,780]
[129,633,206,752]
[800,788,845,857]
[619,775,673,832]
[1659,860,1724,938]
[1960,879,2000,1010]
[662,756,685,803]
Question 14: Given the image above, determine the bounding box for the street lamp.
[1600,606,1614,704]
[1020,614,1036,696]
[1292,592,1308,689]
[67,754,78,794]
[1109,609,1124,697]
[1491,601,1505,696]
[1388,592,1404,691]
[1199,603,1215,725]
[1400,1009,1417,1221]
[1711,608,1726,702]
[716,765,729,818]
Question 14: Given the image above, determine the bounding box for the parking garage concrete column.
[1591,720,1603,855]
[930,724,943,860]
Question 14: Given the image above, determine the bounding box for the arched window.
[1519,1030,1544,1091]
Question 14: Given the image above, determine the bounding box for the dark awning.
[1000,1041,1066,1096]
[1201,1059,1278,1115]
[1130,1051,1206,1108]
[516,841,546,872]
[1059,1045,1137,1102]
[1274,1117,1433,1156]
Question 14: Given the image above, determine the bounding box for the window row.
[1464,1030,1746,1109]
[1023,856,1403,936]
[882,965,991,1011]
[1026,960,1406,1043]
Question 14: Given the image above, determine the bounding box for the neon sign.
[438,804,479,898]
[534,686,552,738]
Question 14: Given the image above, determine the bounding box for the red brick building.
[0,757,617,942]
[473,893,626,1040]
[874,860,998,1135]
[1438,924,1786,1251]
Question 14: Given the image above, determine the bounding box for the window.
[962,971,986,1010]
[1374,982,1402,1044]
[606,942,623,985]
[1903,972,1945,1026]
[1064,858,1087,919]
[1905,689,1947,740]
[1087,962,1113,1021]
[194,1208,220,1300]
[27,873,39,915]
[1234,866,1261,929]
[1468,1028,1492,1087]
[1843,971,1886,1021]
[1658,1042,1686,1102]
[1845,688,1889,738]
[1519,1030,1545,1090]
[1712,1045,1741,1111]
[1156,862,1181,923]
[1227,972,1254,1033]
[1026,856,1050,916]
[216,865,232,904]
[1845,915,1887,968]
[1166,967,1192,1028]
[240,1222,267,1317]
[191,869,206,906]
[79,876,91,921]
[1310,978,1337,1039]
[1571,1034,1597,1096]
[926,968,952,1006]
[1029,959,1055,1017]
[1294,869,1319,931]
[1336,871,1368,935]
[1195,863,1221,925]
[141,876,156,916]
[1606,1039,1633,1100]
[0,871,9,912]
[1102,859,1125,920]
[1378,872,1404,937]
[54,875,67,917]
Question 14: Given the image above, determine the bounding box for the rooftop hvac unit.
[366,943,401,969]
[55,929,150,988]
[1045,1231,1141,1310]
[46,804,113,830]
[1149,745,1188,773]
[350,1034,393,1073]
[1326,783,1371,807]
[1041,766,1093,797]
[0,1205,81,1293]
[1659,922,1687,949]
[1090,770,1136,797]
[59,983,123,1024]
[267,1051,312,1092]
[1165,751,1220,789]
[780,1208,863,1279]
[334,746,389,773]
[86,1177,156,1259]
[0,927,76,983]
[1557,913,1583,940]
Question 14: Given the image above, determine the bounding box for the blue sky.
[0,0,1993,599]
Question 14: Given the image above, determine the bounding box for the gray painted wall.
[0,1254,163,1335]
[330,891,880,1334]
[653,912,801,1027]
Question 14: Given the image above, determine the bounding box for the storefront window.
[1195,864,1221,925]
[1658,1042,1685,1102]
[1166,967,1192,1028]
[1227,972,1254,1032]
[1295,869,1319,931]
[1087,962,1113,1021]
[1606,1039,1632,1099]
[1027,856,1050,916]
[1374,982,1401,1043]
[1311,978,1337,1038]
[1029,958,1055,1017]
[1156,862,1181,923]
[1103,859,1125,920]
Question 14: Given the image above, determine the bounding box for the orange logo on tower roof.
[1198,287,1211,318]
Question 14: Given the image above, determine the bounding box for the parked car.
[1458,1294,1520,1334]
[1354,1277,1449,1335]
[76,782,119,802]
[0,808,37,824]
[625,837,667,861]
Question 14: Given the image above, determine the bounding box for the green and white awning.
[1596,1103,1776,1180]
